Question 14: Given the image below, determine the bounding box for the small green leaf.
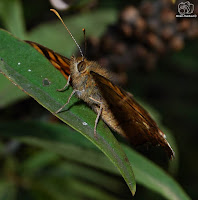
[0,29,136,195]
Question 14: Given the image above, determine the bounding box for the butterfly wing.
[26,41,70,79]
[25,41,174,158]
[91,71,174,159]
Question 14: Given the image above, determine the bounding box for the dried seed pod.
[135,17,147,36]
[120,6,146,37]
[120,23,134,37]
[160,8,176,24]
[113,42,127,55]
[140,1,154,17]
[178,19,191,32]
[169,35,184,51]
[146,33,165,53]
[101,33,117,53]
[161,25,176,40]
[120,6,140,24]
[187,21,198,38]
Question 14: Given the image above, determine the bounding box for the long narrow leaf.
[0,29,136,195]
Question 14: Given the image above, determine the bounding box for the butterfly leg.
[89,97,103,138]
[56,89,77,114]
[57,75,71,92]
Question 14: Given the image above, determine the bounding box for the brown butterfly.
[26,9,174,159]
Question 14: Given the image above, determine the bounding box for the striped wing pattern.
[26,41,70,79]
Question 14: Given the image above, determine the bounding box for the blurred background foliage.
[0,0,197,199]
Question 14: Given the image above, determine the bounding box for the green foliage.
[0,0,194,199]
[0,75,27,107]
[0,0,26,38]
[0,29,136,195]
[0,121,190,200]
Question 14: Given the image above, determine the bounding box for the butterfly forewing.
[90,71,174,159]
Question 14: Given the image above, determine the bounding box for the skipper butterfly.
[26,9,174,159]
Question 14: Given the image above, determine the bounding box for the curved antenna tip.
[50,8,84,58]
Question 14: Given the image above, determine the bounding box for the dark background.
[0,0,197,199]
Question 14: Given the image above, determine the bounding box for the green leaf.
[33,178,118,200]
[21,151,59,176]
[56,161,125,194]
[0,121,190,200]
[0,0,26,38]
[0,29,136,195]
[0,181,16,200]
[0,75,27,108]
[65,178,118,200]
[123,145,191,200]
[0,0,28,108]
[0,121,120,174]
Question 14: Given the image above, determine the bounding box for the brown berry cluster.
[86,0,198,85]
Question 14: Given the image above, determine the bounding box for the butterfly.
[25,9,175,159]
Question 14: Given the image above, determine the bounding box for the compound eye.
[77,61,86,73]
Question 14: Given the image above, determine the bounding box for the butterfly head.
[70,56,94,93]
[70,56,90,76]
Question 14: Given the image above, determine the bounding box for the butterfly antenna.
[50,9,84,58]
[82,28,86,59]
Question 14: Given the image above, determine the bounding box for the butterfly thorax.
[70,56,110,105]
